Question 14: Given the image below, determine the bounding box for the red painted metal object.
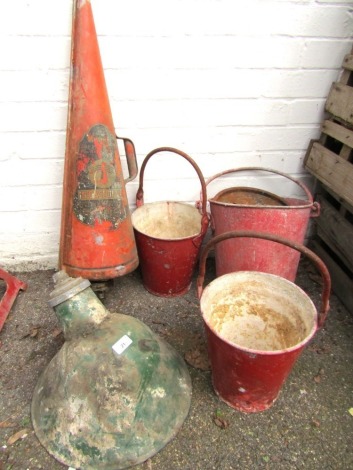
[132,147,209,297]
[197,231,331,413]
[59,0,138,280]
[0,269,27,332]
[203,167,320,281]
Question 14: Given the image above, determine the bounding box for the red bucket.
[132,147,209,297]
[204,167,320,281]
[197,231,331,413]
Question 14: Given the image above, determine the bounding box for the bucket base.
[213,383,277,413]
[62,258,139,281]
[143,282,192,298]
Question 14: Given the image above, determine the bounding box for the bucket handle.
[116,135,138,183]
[197,230,331,329]
[136,147,209,234]
[198,167,320,217]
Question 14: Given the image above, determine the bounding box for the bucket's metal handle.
[197,167,320,217]
[197,230,331,328]
[116,135,138,183]
[136,147,209,235]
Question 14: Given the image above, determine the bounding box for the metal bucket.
[205,167,320,281]
[197,231,331,413]
[132,147,209,297]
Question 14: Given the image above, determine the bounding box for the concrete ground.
[0,257,352,470]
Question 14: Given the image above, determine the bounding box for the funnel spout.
[48,270,109,339]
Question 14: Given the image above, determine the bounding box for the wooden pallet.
[304,49,353,312]
[304,119,353,207]
[316,188,353,271]
[325,51,353,127]
[308,186,353,313]
[311,240,353,314]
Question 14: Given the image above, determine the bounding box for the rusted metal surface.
[197,230,331,413]
[132,147,209,297]
[0,268,27,332]
[59,0,138,281]
[214,187,288,206]
[32,272,192,469]
[202,167,320,281]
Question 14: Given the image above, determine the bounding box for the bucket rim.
[132,200,204,241]
[209,197,314,210]
[200,271,318,356]
[212,186,289,207]
[197,167,320,215]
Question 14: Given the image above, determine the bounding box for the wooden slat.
[331,51,353,86]
[342,53,353,72]
[316,198,353,272]
[319,183,353,216]
[326,83,353,125]
[321,119,353,147]
[305,141,353,206]
[311,240,353,314]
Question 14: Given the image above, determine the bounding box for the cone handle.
[117,136,138,183]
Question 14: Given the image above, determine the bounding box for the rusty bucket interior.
[132,201,202,240]
[214,187,288,207]
[201,270,316,352]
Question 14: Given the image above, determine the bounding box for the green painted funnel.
[31,271,192,469]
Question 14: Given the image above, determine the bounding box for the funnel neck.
[48,271,109,339]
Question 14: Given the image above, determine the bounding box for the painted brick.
[288,100,326,124]
[0,0,71,36]
[1,131,66,161]
[0,210,61,233]
[0,186,62,212]
[0,70,69,103]
[100,36,307,70]
[301,40,353,68]
[111,99,291,129]
[0,232,59,271]
[1,103,67,132]
[96,1,352,38]
[0,160,64,186]
[105,69,341,101]
[1,37,70,71]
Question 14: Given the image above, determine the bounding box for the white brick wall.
[1,0,352,271]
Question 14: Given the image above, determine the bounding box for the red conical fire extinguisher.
[59,0,138,280]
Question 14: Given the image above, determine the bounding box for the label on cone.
[74,124,126,228]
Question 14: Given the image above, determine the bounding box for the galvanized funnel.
[31,271,192,469]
